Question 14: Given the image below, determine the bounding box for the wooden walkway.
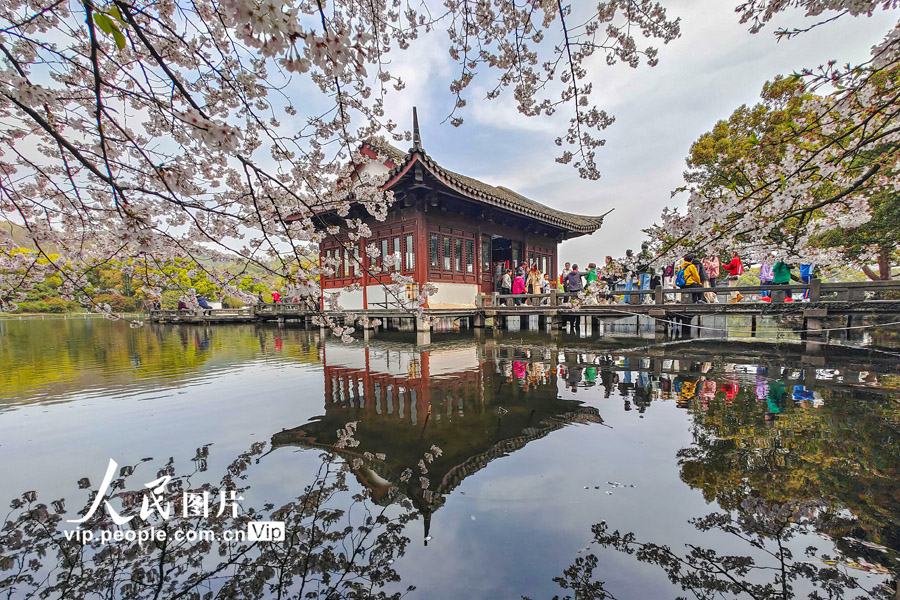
[148,279,900,343]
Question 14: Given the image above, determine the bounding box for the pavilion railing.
[147,279,900,320]
[478,278,900,307]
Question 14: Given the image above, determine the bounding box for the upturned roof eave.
[381,146,608,235]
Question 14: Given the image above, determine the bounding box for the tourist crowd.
[525,245,818,305]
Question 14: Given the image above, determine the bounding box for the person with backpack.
[677,254,703,303]
[721,251,744,303]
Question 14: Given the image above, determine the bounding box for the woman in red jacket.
[720,252,744,302]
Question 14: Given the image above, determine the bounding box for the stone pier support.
[803,308,828,354]
[650,309,668,341]
[415,316,431,346]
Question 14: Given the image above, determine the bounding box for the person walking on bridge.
[500,268,513,305]
[702,254,720,301]
[585,263,599,304]
[772,261,794,302]
[721,251,744,303]
[799,264,814,300]
[560,262,571,289]
[526,265,543,305]
[512,270,526,305]
[637,243,654,302]
[678,254,703,303]
[759,258,774,302]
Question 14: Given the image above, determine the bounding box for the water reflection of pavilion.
[273,340,602,541]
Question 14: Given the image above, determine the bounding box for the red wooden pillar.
[415,209,428,303]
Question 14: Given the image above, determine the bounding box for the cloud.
[353,1,897,267]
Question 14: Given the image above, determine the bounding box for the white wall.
[323,282,477,309]
[324,287,364,311]
[427,282,478,308]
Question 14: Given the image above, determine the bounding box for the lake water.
[1,318,898,599]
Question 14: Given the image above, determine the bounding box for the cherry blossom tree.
[651,1,900,266]
[0,0,680,325]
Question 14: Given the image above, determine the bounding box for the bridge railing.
[478,278,900,307]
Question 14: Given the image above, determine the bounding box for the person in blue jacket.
[799,264,814,300]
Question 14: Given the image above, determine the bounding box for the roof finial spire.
[411,106,422,152]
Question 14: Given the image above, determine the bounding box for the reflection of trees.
[532,499,896,600]
[1,438,417,599]
[0,321,321,404]
[678,386,900,566]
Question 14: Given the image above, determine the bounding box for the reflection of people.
[675,375,699,408]
[513,361,527,381]
[699,379,716,409]
[719,380,738,406]
[600,367,615,398]
[765,381,787,420]
[792,385,814,406]
[567,363,583,391]
[755,370,768,401]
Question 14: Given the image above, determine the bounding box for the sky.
[368,0,899,268]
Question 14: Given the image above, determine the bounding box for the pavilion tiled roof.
[364,129,609,234]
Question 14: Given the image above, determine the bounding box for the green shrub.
[9,299,78,313]
[42,297,69,313]
[222,296,246,309]
[160,290,183,310]
[12,301,42,313]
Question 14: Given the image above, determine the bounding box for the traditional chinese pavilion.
[302,109,608,309]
